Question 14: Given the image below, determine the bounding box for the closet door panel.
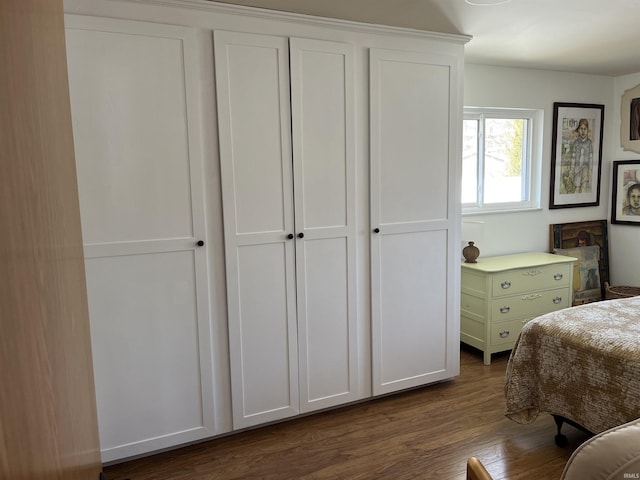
[377,231,448,385]
[215,30,299,428]
[67,25,193,244]
[375,60,450,224]
[370,48,458,395]
[236,243,297,417]
[223,44,289,234]
[300,238,351,403]
[291,40,348,228]
[66,16,216,461]
[86,252,203,454]
[290,38,358,412]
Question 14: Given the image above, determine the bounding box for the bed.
[504,296,640,445]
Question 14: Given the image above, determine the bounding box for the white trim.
[114,0,472,43]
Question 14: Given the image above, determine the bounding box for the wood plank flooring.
[104,346,590,480]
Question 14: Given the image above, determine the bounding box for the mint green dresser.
[461,252,577,365]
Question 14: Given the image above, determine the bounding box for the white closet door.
[214,30,299,428]
[65,16,215,461]
[370,48,460,395]
[290,38,358,412]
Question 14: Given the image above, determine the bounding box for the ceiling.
[214,0,640,77]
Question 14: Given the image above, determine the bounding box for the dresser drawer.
[491,263,571,296]
[490,287,570,321]
[491,318,530,346]
[461,292,485,319]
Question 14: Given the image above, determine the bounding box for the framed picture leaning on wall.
[549,102,604,209]
[550,219,610,304]
[620,84,640,154]
[611,160,640,225]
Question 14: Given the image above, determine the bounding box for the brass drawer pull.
[499,306,510,314]
[554,273,563,280]
[501,281,511,289]
[499,330,510,338]
[553,296,562,304]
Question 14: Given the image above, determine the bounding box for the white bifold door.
[214,31,358,428]
[369,48,460,395]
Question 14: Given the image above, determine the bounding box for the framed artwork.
[611,160,640,224]
[554,245,601,305]
[549,102,604,209]
[549,219,610,304]
[620,84,640,154]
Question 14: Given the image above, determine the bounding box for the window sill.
[462,206,543,216]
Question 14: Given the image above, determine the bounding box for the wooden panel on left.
[0,1,102,479]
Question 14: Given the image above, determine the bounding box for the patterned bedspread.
[504,296,640,434]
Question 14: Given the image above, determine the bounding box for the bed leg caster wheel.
[555,433,568,447]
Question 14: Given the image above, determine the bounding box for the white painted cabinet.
[215,31,359,429]
[65,16,226,462]
[369,48,461,395]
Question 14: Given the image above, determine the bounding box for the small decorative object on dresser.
[462,241,480,263]
[460,252,577,365]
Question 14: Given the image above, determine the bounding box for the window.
[462,107,542,214]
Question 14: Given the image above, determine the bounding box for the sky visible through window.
[462,117,525,205]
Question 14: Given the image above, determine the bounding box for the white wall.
[463,64,619,273]
[610,74,640,285]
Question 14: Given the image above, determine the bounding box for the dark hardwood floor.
[104,346,589,479]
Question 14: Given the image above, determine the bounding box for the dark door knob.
[287,233,294,239]
[298,232,304,238]
[373,228,380,233]
[196,240,204,246]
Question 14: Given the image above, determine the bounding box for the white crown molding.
[114,0,472,44]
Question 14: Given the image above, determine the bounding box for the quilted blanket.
[504,296,640,434]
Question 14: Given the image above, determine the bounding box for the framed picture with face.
[611,160,640,225]
[549,102,604,209]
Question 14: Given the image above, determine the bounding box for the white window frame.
[462,107,543,215]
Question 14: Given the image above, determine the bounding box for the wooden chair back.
[467,457,493,480]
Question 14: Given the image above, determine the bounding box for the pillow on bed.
[554,245,601,305]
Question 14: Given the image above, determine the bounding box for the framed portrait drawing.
[611,160,640,224]
[549,102,604,209]
[549,219,610,304]
[620,84,640,154]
